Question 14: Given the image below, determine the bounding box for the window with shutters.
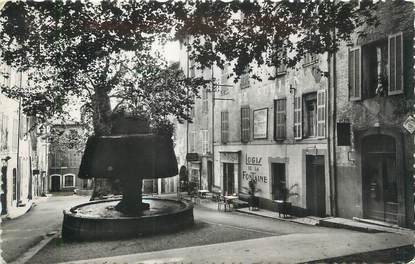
[303,53,318,67]
[202,88,208,113]
[349,47,362,100]
[349,32,404,100]
[293,96,302,139]
[274,99,286,140]
[201,130,209,154]
[276,49,287,76]
[190,59,195,78]
[316,90,326,138]
[221,64,229,85]
[188,131,196,152]
[388,32,403,95]
[241,107,250,143]
[221,111,229,143]
[303,93,317,138]
[12,118,18,151]
[240,67,250,89]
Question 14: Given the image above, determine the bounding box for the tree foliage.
[0,1,206,135]
[175,1,378,80]
[0,0,379,132]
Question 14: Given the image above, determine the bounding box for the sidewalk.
[1,194,50,221]
[58,231,414,264]
[191,197,413,235]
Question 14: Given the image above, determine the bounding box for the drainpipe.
[327,29,338,217]
[15,71,23,205]
[211,67,215,190]
[186,36,190,183]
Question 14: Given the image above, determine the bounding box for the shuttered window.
[202,88,208,113]
[349,47,362,101]
[274,99,286,140]
[294,96,302,139]
[388,32,403,95]
[317,90,326,138]
[12,118,18,151]
[200,130,209,154]
[221,111,229,143]
[241,107,250,143]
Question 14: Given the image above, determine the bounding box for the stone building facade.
[176,1,414,227]
[0,67,48,216]
[333,1,414,227]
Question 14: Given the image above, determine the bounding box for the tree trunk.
[89,86,115,200]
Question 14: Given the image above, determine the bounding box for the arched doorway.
[51,175,61,192]
[362,134,398,224]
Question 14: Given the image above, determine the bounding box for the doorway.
[306,155,326,217]
[271,163,286,200]
[223,163,235,195]
[207,161,213,191]
[362,135,398,224]
[1,166,7,215]
[51,175,61,192]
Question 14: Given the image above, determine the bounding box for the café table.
[198,189,210,198]
[223,195,238,211]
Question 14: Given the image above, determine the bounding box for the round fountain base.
[62,198,194,241]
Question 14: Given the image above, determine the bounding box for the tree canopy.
[0,0,378,133]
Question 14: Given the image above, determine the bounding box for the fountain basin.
[62,198,194,241]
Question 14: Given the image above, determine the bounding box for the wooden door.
[362,135,398,223]
[223,163,234,195]
[306,155,326,217]
[51,176,60,192]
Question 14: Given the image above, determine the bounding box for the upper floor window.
[189,59,195,78]
[190,130,196,152]
[294,90,326,140]
[349,32,404,100]
[274,99,286,140]
[303,93,317,138]
[303,53,318,67]
[221,64,229,85]
[202,88,208,113]
[240,67,250,89]
[241,107,250,143]
[0,113,9,151]
[200,129,209,154]
[275,49,287,76]
[221,111,229,144]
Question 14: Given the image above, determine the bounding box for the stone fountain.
[61,114,194,241]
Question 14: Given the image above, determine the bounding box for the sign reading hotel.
[403,116,415,134]
[242,154,268,184]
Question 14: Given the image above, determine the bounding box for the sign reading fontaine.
[242,154,268,184]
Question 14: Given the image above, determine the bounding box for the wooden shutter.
[274,99,286,140]
[349,47,362,100]
[294,96,302,139]
[317,90,326,138]
[221,111,229,143]
[388,32,403,95]
[241,107,250,143]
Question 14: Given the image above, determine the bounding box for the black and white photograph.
[0,0,414,263]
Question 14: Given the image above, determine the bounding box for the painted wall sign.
[253,108,268,139]
[242,153,268,185]
[245,154,262,166]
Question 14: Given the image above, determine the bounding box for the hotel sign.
[403,116,415,134]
